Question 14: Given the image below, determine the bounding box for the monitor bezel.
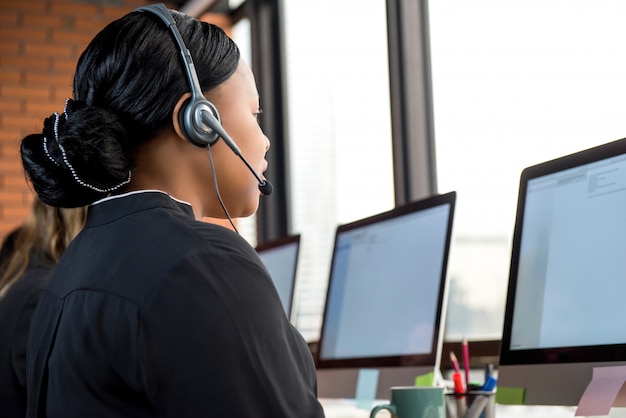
[255,234,301,319]
[500,137,626,366]
[316,191,456,369]
[255,233,301,254]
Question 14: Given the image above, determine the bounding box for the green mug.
[370,386,445,418]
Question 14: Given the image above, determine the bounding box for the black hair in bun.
[20,9,240,207]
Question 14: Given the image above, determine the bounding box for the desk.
[320,399,389,418]
[320,399,626,418]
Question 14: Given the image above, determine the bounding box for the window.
[428,0,626,340]
[230,17,258,245]
[283,0,395,341]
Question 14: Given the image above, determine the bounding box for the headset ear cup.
[179,98,221,148]
[177,97,194,143]
[199,100,221,146]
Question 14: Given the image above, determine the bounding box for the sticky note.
[495,386,525,405]
[575,365,626,416]
[355,368,379,409]
[415,371,435,387]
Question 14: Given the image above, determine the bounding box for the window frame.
[211,0,499,368]
[214,0,291,243]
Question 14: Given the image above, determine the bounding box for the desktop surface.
[319,398,625,418]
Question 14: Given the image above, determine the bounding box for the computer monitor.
[316,191,456,400]
[256,234,301,321]
[499,137,626,405]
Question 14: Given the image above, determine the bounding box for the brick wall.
[0,0,234,238]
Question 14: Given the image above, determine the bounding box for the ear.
[172,92,192,141]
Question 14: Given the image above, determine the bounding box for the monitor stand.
[317,366,439,400]
[497,361,626,405]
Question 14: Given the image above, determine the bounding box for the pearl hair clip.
[42,99,132,193]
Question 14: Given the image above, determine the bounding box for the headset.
[135,3,273,196]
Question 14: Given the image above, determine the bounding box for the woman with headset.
[21,5,324,417]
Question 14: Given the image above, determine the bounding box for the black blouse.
[26,191,325,418]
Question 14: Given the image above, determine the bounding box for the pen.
[462,337,470,391]
[445,394,458,418]
[450,351,461,374]
[465,394,489,418]
[452,371,467,417]
[453,371,465,394]
[484,363,493,383]
[481,375,497,392]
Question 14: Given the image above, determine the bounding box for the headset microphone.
[136,3,273,197]
[200,110,273,196]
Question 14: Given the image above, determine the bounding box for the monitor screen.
[256,234,300,320]
[316,192,456,399]
[499,137,626,405]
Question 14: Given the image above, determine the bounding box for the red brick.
[51,30,96,46]
[0,100,22,115]
[0,69,21,84]
[13,127,37,138]
[0,142,21,159]
[1,85,52,101]
[0,10,19,26]
[0,140,21,152]
[1,191,26,205]
[24,99,65,117]
[23,71,72,87]
[0,114,42,132]
[22,189,34,200]
[0,0,46,14]
[1,209,31,222]
[0,194,28,207]
[0,27,48,42]
[1,132,22,145]
[2,188,24,202]
[51,86,73,102]
[0,222,22,237]
[50,2,100,17]
[1,175,29,189]
[0,40,20,55]
[3,197,31,209]
[52,58,77,73]
[24,42,73,59]
[102,5,136,21]
[10,206,30,217]
[22,13,68,29]
[0,54,50,71]
[73,16,108,33]
[9,205,31,219]
[0,130,23,143]
[0,157,23,172]
[0,129,22,140]
[1,150,23,165]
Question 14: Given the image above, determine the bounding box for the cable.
[206,146,238,234]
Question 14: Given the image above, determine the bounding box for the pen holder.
[445,391,495,418]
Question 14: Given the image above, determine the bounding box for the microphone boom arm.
[200,110,273,195]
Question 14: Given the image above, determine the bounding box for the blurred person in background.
[0,198,86,417]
